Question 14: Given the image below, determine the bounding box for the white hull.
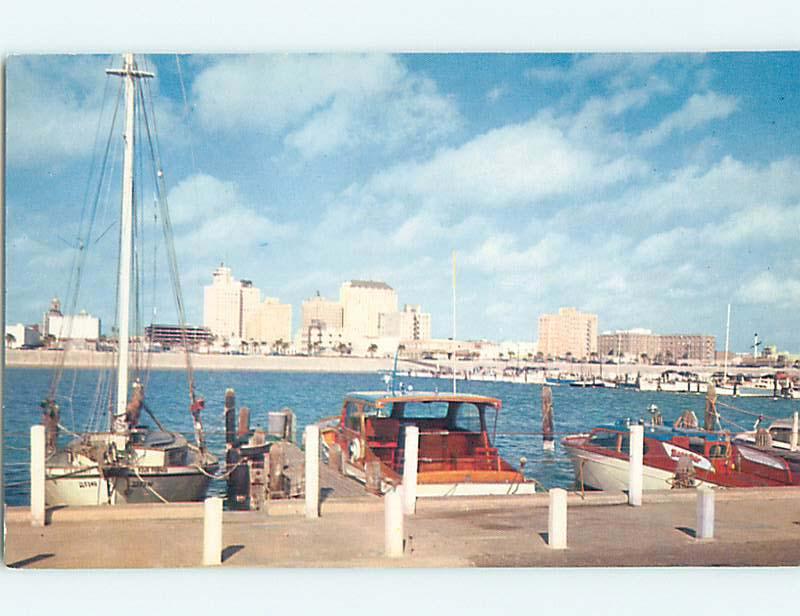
[45,465,213,506]
[416,481,537,497]
[565,447,716,491]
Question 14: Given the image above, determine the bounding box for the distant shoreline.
[5,348,794,380]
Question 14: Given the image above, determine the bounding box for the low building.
[5,323,42,348]
[144,324,213,348]
[45,310,101,341]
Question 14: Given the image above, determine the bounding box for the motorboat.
[319,390,537,496]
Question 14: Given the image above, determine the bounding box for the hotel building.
[537,307,598,360]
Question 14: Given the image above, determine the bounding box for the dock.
[5,487,800,568]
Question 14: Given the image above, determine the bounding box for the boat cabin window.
[588,431,619,450]
[708,444,729,459]
[770,428,791,444]
[452,404,484,433]
[397,401,452,419]
[688,439,705,455]
[344,401,361,431]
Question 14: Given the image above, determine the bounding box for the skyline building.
[244,297,293,347]
[537,307,598,360]
[340,280,398,339]
[379,303,432,341]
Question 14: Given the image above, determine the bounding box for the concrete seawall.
[5,349,415,373]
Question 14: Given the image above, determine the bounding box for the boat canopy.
[344,391,502,410]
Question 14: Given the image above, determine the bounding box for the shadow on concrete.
[45,505,67,524]
[222,545,245,563]
[538,531,549,545]
[676,526,697,538]
[8,553,54,568]
[320,487,334,502]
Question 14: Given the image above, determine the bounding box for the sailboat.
[41,53,219,506]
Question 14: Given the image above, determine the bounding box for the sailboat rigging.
[42,53,218,506]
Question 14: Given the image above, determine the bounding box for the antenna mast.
[452,251,457,394]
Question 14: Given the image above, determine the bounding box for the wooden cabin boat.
[319,391,536,496]
[562,418,796,492]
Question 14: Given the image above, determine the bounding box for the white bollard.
[402,426,420,515]
[304,425,320,519]
[384,487,404,558]
[547,488,567,549]
[202,496,223,565]
[790,411,798,452]
[628,424,644,507]
[696,488,715,540]
[30,425,46,527]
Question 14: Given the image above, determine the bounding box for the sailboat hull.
[45,465,215,506]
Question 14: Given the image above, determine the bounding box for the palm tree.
[281,341,290,355]
[336,342,348,356]
[367,343,378,358]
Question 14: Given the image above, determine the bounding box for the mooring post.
[402,426,419,515]
[696,488,715,540]
[628,424,644,506]
[304,425,320,518]
[790,411,798,452]
[202,496,223,565]
[384,487,404,558]
[547,488,567,549]
[30,425,46,527]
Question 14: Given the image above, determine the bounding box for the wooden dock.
[276,441,379,501]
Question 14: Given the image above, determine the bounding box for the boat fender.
[349,438,363,463]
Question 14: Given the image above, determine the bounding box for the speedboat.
[319,390,536,496]
[562,415,796,492]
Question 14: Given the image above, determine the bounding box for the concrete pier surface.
[5,487,800,568]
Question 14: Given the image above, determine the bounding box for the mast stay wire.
[49,74,124,401]
[138,59,197,408]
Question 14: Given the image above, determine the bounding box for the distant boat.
[42,54,218,506]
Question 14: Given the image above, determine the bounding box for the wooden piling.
[402,426,419,515]
[628,424,644,507]
[224,388,236,445]
[237,406,250,439]
[202,496,223,565]
[269,443,285,495]
[30,425,46,527]
[304,425,320,518]
[542,385,554,451]
[365,460,382,495]
[547,488,567,549]
[384,487,404,558]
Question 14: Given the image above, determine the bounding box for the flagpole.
[452,251,457,394]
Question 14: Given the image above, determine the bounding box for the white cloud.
[192,54,461,158]
[638,91,738,147]
[737,271,800,307]
[486,85,506,103]
[366,115,647,208]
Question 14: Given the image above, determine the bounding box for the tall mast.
[107,54,153,432]
[452,250,457,394]
[723,303,731,381]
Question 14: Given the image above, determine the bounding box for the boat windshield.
[392,401,487,432]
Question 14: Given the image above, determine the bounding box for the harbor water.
[4,367,797,506]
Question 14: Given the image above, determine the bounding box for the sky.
[5,52,800,352]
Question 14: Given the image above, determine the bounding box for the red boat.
[563,418,797,492]
[319,391,537,496]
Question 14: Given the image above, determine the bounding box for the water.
[4,367,797,505]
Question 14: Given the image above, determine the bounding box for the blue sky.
[6,52,800,352]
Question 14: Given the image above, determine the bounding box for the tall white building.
[340,280,398,339]
[203,264,263,341]
[379,304,431,340]
[244,297,292,348]
[301,293,344,330]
